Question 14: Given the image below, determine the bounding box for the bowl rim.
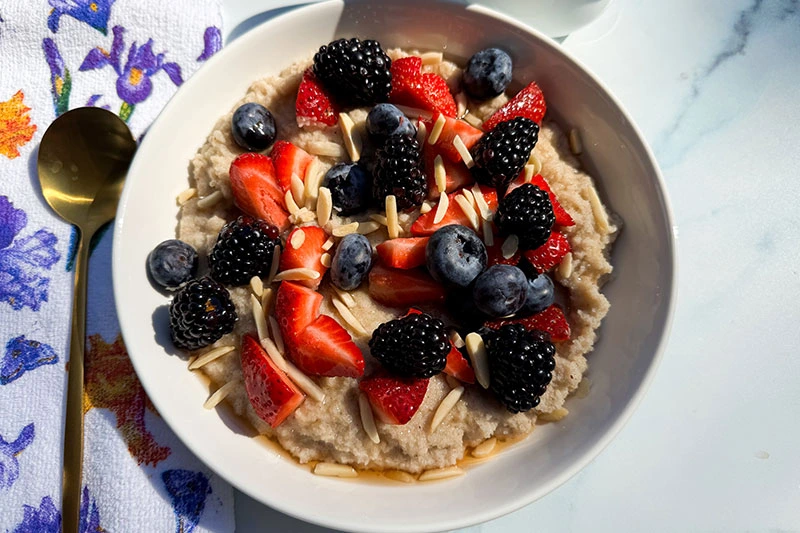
[113,1,677,531]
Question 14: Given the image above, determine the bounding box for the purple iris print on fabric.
[0,197,60,311]
[1,336,58,385]
[11,496,61,533]
[162,469,211,533]
[79,486,103,532]
[79,25,183,121]
[197,26,222,62]
[47,0,115,35]
[42,38,71,116]
[0,423,34,489]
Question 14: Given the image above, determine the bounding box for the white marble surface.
[223,0,800,531]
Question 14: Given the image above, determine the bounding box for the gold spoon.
[37,108,137,533]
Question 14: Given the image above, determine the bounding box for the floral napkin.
[0,1,235,531]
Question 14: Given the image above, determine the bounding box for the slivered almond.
[314,463,358,478]
[449,330,465,349]
[272,268,321,282]
[284,359,325,402]
[267,245,281,283]
[556,251,574,281]
[284,190,300,215]
[420,201,433,214]
[471,437,497,458]
[420,51,443,65]
[528,153,542,176]
[320,252,332,268]
[501,234,519,259]
[357,221,381,235]
[394,104,432,120]
[369,214,388,226]
[290,207,317,224]
[251,294,269,341]
[338,112,362,162]
[471,183,492,221]
[176,187,197,205]
[433,192,450,224]
[322,237,335,251]
[204,380,239,409]
[384,470,416,483]
[482,219,494,246]
[260,337,288,372]
[332,222,359,237]
[290,174,306,206]
[460,187,476,207]
[416,120,427,144]
[454,195,480,231]
[539,407,569,422]
[317,187,333,227]
[587,187,610,233]
[453,135,474,168]
[307,140,346,158]
[523,164,535,183]
[196,190,223,209]
[455,92,467,118]
[464,113,483,128]
[303,157,323,207]
[249,276,264,298]
[290,228,306,249]
[333,286,357,308]
[427,113,446,144]
[189,345,235,370]
[358,393,380,444]
[268,315,285,354]
[434,155,447,193]
[465,332,490,388]
[568,128,583,155]
[430,386,464,433]
[385,195,400,239]
[418,466,464,481]
[261,287,275,313]
[332,297,368,336]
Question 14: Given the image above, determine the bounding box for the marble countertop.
[224,0,800,531]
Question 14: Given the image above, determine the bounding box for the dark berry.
[369,312,449,378]
[470,116,539,191]
[485,324,556,413]
[426,225,487,288]
[169,277,237,351]
[330,233,373,291]
[372,134,426,210]
[313,38,392,106]
[366,103,416,140]
[518,272,555,316]
[495,183,555,250]
[147,239,198,291]
[231,103,277,152]
[323,163,371,216]
[463,48,513,100]
[446,289,488,331]
[472,264,528,317]
[208,215,281,286]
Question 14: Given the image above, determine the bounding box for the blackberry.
[494,183,555,250]
[209,215,281,286]
[313,38,392,106]
[169,277,237,351]
[369,312,450,378]
[372,134,426,210]
[485,324,556,413]
[470,117,539,191]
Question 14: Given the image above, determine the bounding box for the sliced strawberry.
[410,185,498,236]
[421,113,483,164]
[359,371,429,425]
[278,226,328,289]
[240,335,305,427]
[296,68,338,128]
[444,342,475,384]
[376,237,430,269]
[484,304,570,342]
[486,238,521,267]
[423,146,474,197]
[522,231,571,273]
[271,140,314,193]
[483,81,547,131]
[389,56,457,118]
[368,265,446,307]
[229,153,290,231]
[275,280,323,343]
[289,314,364,378]
[507,173,574,227]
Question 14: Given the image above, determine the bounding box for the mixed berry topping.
[371,134,426,210]
[313,38,392,106]
[147,239,198,291]
[169,277,237,351]
[231,103,277,152]
[494,182,555,250]
[470,116,539,191]
[369,312,450,378]
[209,215,281,286]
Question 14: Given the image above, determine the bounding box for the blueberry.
[366,103,417,140]
[331,233,373,290]
[518,273,555,316]
[323,163,372,216]
[147,239,198,291]
[426,225,487,288]
[472,264,528,317]
[463,48,513,100]
[231,103,277,152]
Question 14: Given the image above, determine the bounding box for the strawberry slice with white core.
[228,153,290,232]
[376,237,430,270]
[240,334,305,427]
[296,68,338,128]
[522,231,571,273]
[275,280,323,344]
[289,314,365,378]
[279,226,329,289]
[444,342,476,384]
[482,81,547,131]
[270,140,314,193]
[359,372,429,425]
[388,56,458,118]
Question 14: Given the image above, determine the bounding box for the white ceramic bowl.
[113,1,676,531]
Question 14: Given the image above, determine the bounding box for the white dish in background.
[112,1,676,532]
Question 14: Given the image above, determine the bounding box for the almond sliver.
[501,234,519,259]
[465,332,490,389]
[314,463,358,478]
[429,386,464,433]
[454,195,480,231]
[418,466,464,481]
[453,135,474,168]
[427,113,446,145]
[332,222,359,237]
[471,437,497,458]
[203,380,239,409]
[385,195,400,239]
[268,315,285,354]
[196,190,224,209]
[332,297,368,336]
[433,192,449,225]
[291,174,305,206]
[251,294,269,341]
[272,268,321,282]
[176,187,197,205]
[434,155,447,193]
[359,392,380,444]
[317,187,333,227]
[290,228,306,249]
[338,112,362,162]
[189,345,235,370]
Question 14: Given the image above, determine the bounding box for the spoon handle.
[62,232,90,533]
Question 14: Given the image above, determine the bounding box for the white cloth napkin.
[0,1,234,531]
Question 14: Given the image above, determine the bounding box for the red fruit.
[271,140,314,193]
[484,304,570,341]
[240,335,305,427]
[389,56,457,118]
[423,146,474,197]
[359,372,429,425]
[444,342,475,384]
[296,68,338,128]
[507,173,574,227]
[486,238,521,267]
[376,237,430,269]
[522,231,571,273]
[368,265,446,307]
[289,314,365,378]
[421,113,483,164]
[278,226,328,289]
[410,185,498,236]
[483,82,547,132]
[275,281,323,343]
[229,153,290,231]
